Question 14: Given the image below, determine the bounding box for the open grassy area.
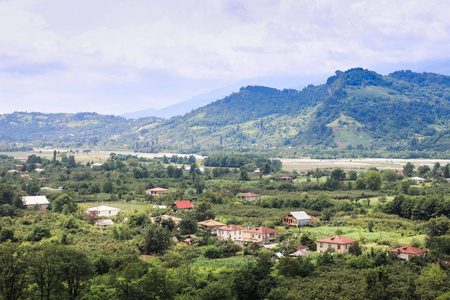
[192,256,254,274]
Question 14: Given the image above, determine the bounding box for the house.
[410,177,425,184]
[279,176,292,181]
[86,206,120,217]
[236,192,262,201]
[216,224,247,242]
[95,219,114,227]
[7,170,20,173]
[387,246,427,261]
[289,249,311,257]
[243,227,280,243]
[146,187,169,196]
[283,211,311,227]
[20,174,31,180]
[153,205,167,209]
[35,168,45,173]
[90,163,103,169]
[397,171,404,176]
[173,200,195,210]
[151,214,182,224]
[316,236,357,253]
[38,177,50,181]
[272,252,284,261]
[197,219,226,229]
[22,196,49,209]
[309,215,319,220]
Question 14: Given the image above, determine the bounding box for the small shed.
[95,219,114,227]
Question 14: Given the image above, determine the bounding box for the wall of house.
[96,210,120,217]
[217,230,243,241]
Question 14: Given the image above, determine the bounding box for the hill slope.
[142,68,449,153]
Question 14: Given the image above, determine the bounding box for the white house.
[86,206,120,217]
[22,195,49,209]
[216,224,247,242]
[410,177,425,184]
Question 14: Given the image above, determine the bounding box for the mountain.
[121,84,242,119]
[1,68,449,157]
[120,74,327,119]
[137,68,449,154]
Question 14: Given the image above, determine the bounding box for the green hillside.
[1,68,449,157]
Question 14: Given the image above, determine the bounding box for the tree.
[239,170,250,181]
[403,162,415,177]
[52,194,77,214]
[141,224,172,254]
[0,227,14,242]
[365,171,382,190]
[59,247,95,299]
[355,177,366,190]
[178,216,198,235]
[0,243,29,300]
[25,225,51,242]
[277,257,302,277]
[103,181,114,193]
[348,241,363,256]
[29,243,65,300]
[331,168,346,181]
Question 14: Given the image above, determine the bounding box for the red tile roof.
[218,224,247,231]
[387,246,427,255]
[173,201,195,209]
[246,226,280,234]
[317,236,357,244]
[309,215,319,220]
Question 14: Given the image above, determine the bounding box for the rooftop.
[173,200,195,209]
[246,226,280,234]
[218,224,247,231]
[387,246,427,255]
[317,235,357,244]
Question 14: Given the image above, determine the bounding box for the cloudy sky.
[1,0,450,115]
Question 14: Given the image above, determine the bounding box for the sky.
[1,0,450,115]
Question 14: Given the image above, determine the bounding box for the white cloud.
[1,0,450,114]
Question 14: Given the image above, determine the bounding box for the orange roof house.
[243,226,280,243]
[387,246,427,261]
[316,236,357,253]
[237,192,261,201]
[216,225,247,242]
[173,200,195,209]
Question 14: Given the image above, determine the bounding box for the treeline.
[203,153,282,172]
[383,194,450,221]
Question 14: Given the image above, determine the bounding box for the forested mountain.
[1,68,449,157]
[144,68,449,154]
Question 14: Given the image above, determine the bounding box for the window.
[337,245,341,250]
[320,243,323,248]
[328,244,332,248]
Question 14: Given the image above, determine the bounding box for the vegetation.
[0,148,449,299]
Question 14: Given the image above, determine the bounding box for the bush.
[203,245,223,259]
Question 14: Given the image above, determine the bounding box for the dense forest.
[0,152,449,299]
[1,68,449,158]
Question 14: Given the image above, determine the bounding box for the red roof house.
[309,215,319,220]
[173,200,195,209]
[387,246,427,261]
[316,236,357,253]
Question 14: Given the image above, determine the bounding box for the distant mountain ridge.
[1,68,449,157]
